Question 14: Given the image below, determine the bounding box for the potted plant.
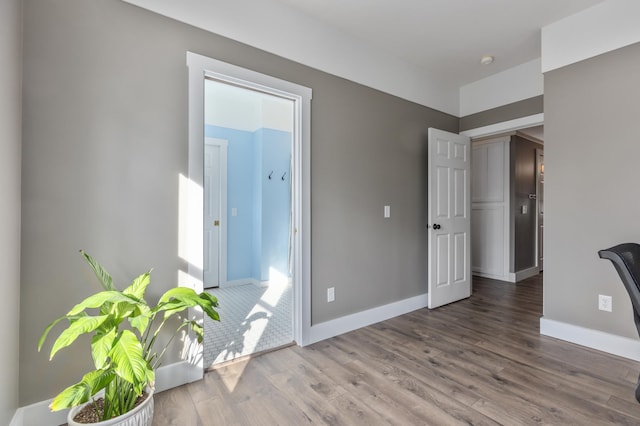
[38,251,220,425]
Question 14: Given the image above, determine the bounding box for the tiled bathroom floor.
[203,280,293,367]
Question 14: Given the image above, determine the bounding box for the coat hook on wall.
[281,172,286,181]
[268,171,273,180]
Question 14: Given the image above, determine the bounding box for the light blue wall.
[204,124,291,283]
[258,128,292,280]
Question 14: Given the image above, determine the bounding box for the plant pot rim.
[67,385,154,426]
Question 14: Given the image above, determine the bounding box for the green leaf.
[84,369,116,397]
[109,330,153,395]
[99,301,114,316]
[38,315,81,352]
[49,383,90,412]
[157,299,189,320]
[49,369,115,411]
[199,291,219,308]
[123,271,151,300]
[50,315,109,359]
[92,328,116,369]
[67,291,141,316]
[186,320,204,343]
[113,300,137,319]
[156,288,220,322]
[158,287,196,304]
[80,250,116,291]
[198,292,220,321]
[129,311,150,336]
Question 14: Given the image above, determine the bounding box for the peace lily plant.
[39,251,220,423]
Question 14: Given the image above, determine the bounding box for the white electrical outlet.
[598,294,612,312]
[327,287,335,302]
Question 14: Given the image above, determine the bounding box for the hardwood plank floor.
[153,275,640,425]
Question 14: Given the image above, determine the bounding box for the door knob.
[214,220,220,226]
[433,224,441,230]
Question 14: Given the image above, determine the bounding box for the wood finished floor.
[153,275,640,425]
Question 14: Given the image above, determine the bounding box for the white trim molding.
[12,398,66,426]
[473,271,512,283]
[509,266,540,283]
[460,113,544,139]
[187,51,312,349]
[220,278,264,288]
[540,317,640,362]
[474,267,540,284]
[204,137,228,287]
[9,409,22,426]
[302,293,429,346]
[12,361,197,426]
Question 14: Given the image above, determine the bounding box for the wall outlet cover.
[598,294,612,312]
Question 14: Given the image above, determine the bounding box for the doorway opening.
[203,79,295,365]
[464,121,544,283]
[186,52,312,370]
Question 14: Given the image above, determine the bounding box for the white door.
[204,138,228,288]
[428,128,471,308]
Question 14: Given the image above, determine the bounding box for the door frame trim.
[460,113,543,139]
[204,137,228,287]
[187,51,312,351]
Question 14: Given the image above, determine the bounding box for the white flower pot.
[67,387,154,426]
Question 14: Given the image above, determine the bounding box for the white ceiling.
[272,0,604,87]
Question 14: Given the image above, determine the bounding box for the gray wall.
[20,0,457,405]
[459,96,543,132]
[0,0,22,423]
[544,42,640,337]
[510,136,540,272]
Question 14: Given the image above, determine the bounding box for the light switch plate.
[384,205,390,218]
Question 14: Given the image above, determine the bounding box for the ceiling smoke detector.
[480,55,494,65]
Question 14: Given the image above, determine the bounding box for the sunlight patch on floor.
[203,278,293,367]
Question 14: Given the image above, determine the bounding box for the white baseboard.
[473,270,513,282]
[220,277,290,289]
[303,293,429,346]
[540,317,640,362]
[9,409,24,426]
[9,406,23,426]
[13,398,67,426]
[507,266,539,283]
[219,278,260,288]
[475,266,539,283]
[155,360,202,392]
[13,361,198,426]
